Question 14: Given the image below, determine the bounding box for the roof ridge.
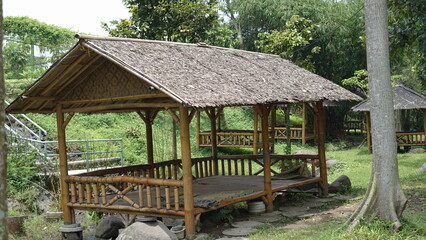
[75,34,280,58]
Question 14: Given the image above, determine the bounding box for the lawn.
[249,145,426,240]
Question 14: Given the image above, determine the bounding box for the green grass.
[249,145,426,239]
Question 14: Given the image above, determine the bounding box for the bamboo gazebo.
[6,35,361,238]
[195,104,316,154]
[352,85,426,152]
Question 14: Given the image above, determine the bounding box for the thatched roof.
[352,85,426,112]
[7,35,361,114]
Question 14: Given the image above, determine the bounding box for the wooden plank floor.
[106,175,321,209]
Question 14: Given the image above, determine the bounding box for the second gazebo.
[352,85,426,152]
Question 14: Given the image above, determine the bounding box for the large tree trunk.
[347,0,407,231]
[0,0,9,238]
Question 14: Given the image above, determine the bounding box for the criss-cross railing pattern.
[396,131,425,146]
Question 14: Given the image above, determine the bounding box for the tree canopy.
[3,16,76,79]
[102,0,219,43]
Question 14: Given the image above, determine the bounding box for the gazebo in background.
[352,85,426,152]
[6,35,361,238]
[195,103,316,154]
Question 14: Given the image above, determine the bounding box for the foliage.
[103,0,219,43]
[388,0,426,91]
[204,21,239,48]
[341,69,369,96]
[3,16,76,79]
[255,15,320,71]
[7,135,38,195]
[10,215,62,240]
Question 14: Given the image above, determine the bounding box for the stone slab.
[222,228,257,237]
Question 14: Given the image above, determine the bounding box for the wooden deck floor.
[104,175,321,214]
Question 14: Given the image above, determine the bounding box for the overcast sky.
[4,0,131,36]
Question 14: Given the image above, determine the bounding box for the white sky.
[4,0,131,36]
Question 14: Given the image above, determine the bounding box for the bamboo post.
[145,110,155,177]
[209,108,219,175]
[423,109,426,145]
[316,101,328,196]
[56,104,74,224]
[260,105,273,212]
[271,105,276,153]
[253,107,259,154]
[285,105,291,154]
[179,106,196,237]
[366,112,372,153]
[172,115,178,159]
[196,110,200,150]
[302,103,307,145]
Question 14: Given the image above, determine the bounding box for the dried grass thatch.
[352,85,426,112]
[7,35,361,114]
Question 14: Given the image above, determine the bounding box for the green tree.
[255,15,320,72]
[388,0,426,92]
[3,16,76,79]
[0,0,8,238]
[102,0,219,43]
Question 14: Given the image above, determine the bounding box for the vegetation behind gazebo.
[352,85,426,152]
[6,35,361,238]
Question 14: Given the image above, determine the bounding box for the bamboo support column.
[196,110,200,150]
[145,110,155,178]
[285,105,291,154]
[270,105,276,153]
[209,108,219,175]
[316,101,328,196]
[260,105,273,212]
[366,112,372,153]
[423,110,426,144]
[302,103,307,145]
[172,117,177,159]
[179,106,196,237]
[253,107,259,154]
[56,104,74,224]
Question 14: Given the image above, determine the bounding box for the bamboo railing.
[343,120,365,134]
[192,154,319,178]
[64,154,319,216]
[198,130,259,148]
[271,126,315,141]
[198,127,315,149]
[396,131,425,146]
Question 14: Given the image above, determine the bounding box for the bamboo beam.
[55,55,102,95]
[22,96,56,101]
[316,101,328,196]
[179,106,196,237]
[59,57,106,101]
[59,93,169,105]
[196,110,200,150]
[167,109,180,124]
[56,104,74,224]
[302,103,307,145]
[366,112,372,153]
[42,53,88,95]
[63,113,75,129]
[260,104,273,212]
[253,107,259,154]
[62,103,180,113]
[189,108,196,123]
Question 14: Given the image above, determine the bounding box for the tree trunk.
[0,0,8,238]
[347,0,407,231]
[225,0,244,49]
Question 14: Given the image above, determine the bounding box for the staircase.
[5,101,124,175]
